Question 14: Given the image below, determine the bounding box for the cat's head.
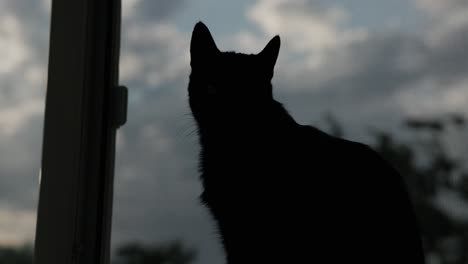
[188,22,280,126]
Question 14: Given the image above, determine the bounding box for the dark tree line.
[0,241,196,264]
[0,245,32,264]
[323,113,467,263]
[113,240,197,264]
[372,113,468,264]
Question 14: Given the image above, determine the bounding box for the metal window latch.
[113,85,128,128]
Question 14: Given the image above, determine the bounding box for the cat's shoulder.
[298,124,394,165]
[299,125,404,186]
[298,125,371,151]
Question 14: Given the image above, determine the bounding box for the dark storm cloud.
[415,0,468,15]
[273,19,468,142]
[0,0,49,214]
[425,28,468,85]
[133,0,186,22]
[0,114,42,210]
[242,0,468,141]
[2,0,50,60]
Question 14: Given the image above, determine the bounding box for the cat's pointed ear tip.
[272,35,281,46]
[193,21,208,32]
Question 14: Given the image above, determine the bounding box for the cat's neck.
[198,99,297,147]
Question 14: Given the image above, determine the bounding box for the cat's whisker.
[184,127,198,138]
[173,114,199,144]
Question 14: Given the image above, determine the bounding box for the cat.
[188,21,425,264]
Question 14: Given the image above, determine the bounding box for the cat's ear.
[190,22,219,66]
[258,35,281,70]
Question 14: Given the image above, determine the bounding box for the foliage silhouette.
[0,245,32,264]
[114,240,196,264]
[369,113,467,264]
[0,241,196,264]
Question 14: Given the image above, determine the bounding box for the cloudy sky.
[1,0,468,263]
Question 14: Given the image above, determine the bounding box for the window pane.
[0,0,51,261]
[113,1,468,264]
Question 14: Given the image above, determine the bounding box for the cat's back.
[280,124,376,176]
[290,125,412,215]
[283,125,425,263]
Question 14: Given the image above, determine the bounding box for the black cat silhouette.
[188,21,425,264]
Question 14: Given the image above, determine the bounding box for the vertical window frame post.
[34,0,125,263]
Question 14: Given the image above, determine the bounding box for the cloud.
[0,207,36,246]
[0,15,30,74]
[246,0,368,70]
[0,0,49,127]
[0,0,49,236]
[414,0,468,16]
[134,0,185,21]
[397,76,468,117]
[120,22,189,88]
[221,0,468,142]
[0,99,44,136]
[0,112,43,204]
[123,0,186,21]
